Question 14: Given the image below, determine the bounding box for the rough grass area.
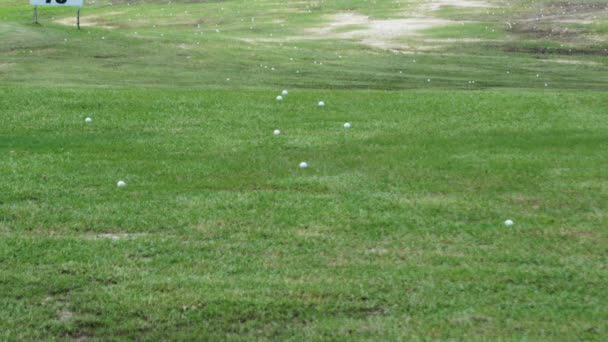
[1,0,607,340]
[0,0,607,90]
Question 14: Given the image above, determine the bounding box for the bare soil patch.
[510,2,607,43]
[503,45,608,56]
[55,16,118,29]
[248,0,493,50]
[297,13,461,50]
[82,233,145,241]
[58,309,74,322]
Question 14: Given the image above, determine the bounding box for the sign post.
[29,0,83,29]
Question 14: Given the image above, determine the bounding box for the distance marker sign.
[30,0,83,6]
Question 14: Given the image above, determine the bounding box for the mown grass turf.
[1,0,607,340]
[2,86,607,340]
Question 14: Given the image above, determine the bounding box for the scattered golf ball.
[318,101,325,107]
[273,129,281,135]
[117,180,126,188]
[299,162,308,169]
[343,122,351,129]
[281,90,288,96]
[85,117,92,123]
[504,219,514,227]
[276,95,283,101]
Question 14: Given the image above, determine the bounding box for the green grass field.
[1,0,607,340]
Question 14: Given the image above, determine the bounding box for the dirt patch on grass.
[82,233,144,241]
[55,11,125,29]
[546,1,608,12]
[422,38,484,43]
[557,228,599,239]
[542,58,599,66]
[298,13,460,50]
[108,0,217,3]
[531,227,600,241]
[503,45,608,56]
[257,0,495,51]
[296,228,324,238]
[510,2,608,44]
[178,43,194,50]
[449,313,492,325]
[331,14,452,37]
[58,309,74,322]
[422,0,492,12]
[366,247,389,255]
[55,16,118,29]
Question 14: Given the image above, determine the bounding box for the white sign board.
[30,0,83,6]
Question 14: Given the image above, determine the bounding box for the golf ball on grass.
[281,90,288,96]
[299,162,308,169]
[504,219,514,227]
[85,117,92,123]
[343,122,351,129]
[318,101,325,107]
[276,95,283,101]
[273,129,281,135]
[117,181,126,188]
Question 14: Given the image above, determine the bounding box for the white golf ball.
[504,219,514,227]
[117,181,126,188]
[318,101,325,107]
[343,122,351,129]
[281,90,288,96]
[273,129,281,135]
[276,95,283,101]
[299,162,308,169]
[85,117,92,123]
